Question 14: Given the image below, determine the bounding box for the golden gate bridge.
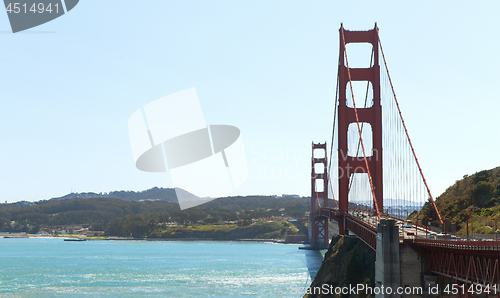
[309,24,500,297]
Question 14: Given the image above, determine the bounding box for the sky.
[1,1,499,203]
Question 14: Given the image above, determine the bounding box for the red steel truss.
[417,239,500,288]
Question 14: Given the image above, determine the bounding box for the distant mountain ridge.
[49,187,200,203]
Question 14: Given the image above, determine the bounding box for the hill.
[415,166,500,235]
[48,187,181,202]
[0,194,310,238]
[0,197,180,232]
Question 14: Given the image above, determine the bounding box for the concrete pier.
[375,219,401,298]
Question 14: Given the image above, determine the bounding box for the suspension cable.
[376,28,443,224]
[328,72,339,174]
[327,60,340,207]
[341,28,381,220]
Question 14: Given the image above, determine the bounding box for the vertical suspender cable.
[328,67,340,208]
[376,28,443,224]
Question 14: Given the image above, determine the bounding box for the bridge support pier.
[375,219,401,298]
[375,219,430,298]
[400,244,423,297]
[308,215,329,250]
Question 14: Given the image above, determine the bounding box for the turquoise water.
[0,238,324,297]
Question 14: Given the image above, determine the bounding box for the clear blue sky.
[1,1,499,202]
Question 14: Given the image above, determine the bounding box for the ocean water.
[0,238,324,297]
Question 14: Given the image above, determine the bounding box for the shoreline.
[3,235,307,244]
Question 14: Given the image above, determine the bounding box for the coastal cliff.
[304,235,375,298]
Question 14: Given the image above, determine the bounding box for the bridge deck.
[314,207,500,252]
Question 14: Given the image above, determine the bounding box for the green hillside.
[0,195,310,239]
[415,166,500,235]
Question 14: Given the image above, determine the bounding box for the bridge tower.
[336,24,383,235]
[310,142,329,249]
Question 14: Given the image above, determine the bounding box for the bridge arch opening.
[313,148,325,158]
[315,179,325,192]
[346,80,374,109]
[314,163,324,174]
[347,122,373,157]
[348,173,374,210]
[344,43,374,69]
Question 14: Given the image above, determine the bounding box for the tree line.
[0,195,310,236]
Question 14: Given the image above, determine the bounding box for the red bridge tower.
[336,24,383,235]
[310,142,329,249]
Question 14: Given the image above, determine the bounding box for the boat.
[63,238,86,242]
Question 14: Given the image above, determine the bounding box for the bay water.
[0,238,324,297]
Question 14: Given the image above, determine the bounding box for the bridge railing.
[415,238,500,251]
[314,207,378,250]
[345,215,377,250]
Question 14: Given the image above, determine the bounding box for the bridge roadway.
[314,207,449,250]
[313,207,500,288]
[314,207,500,249]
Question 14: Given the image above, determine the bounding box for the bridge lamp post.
[466,213,474,241]
[444,216,448,237]
[425,217,428,238]
[466,214,468,240]
[416,212,419,237]
[471,216,474,240]
[426,217,432,238]
[492,216,498,242]
[444,216,449,236]
[448,216,455,238]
